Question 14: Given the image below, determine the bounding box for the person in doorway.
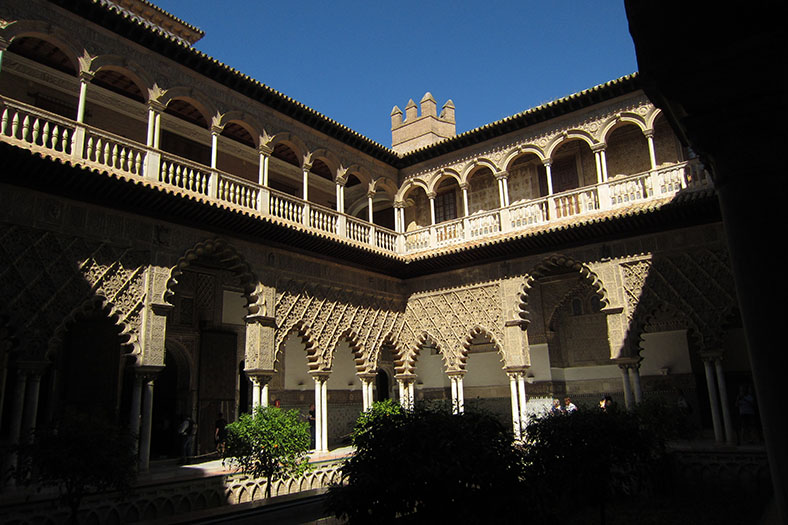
[214,412,228,455]
[564,397,578,413]
[736,384,757,444]
[178,414,195,462]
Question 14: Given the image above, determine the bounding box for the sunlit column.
[509,374,521,440]
[361,378,369,411]
[456,375,465,414]
[497,172,510,207]
[367,191,375,223]
[428,192,437,225]
[450,377,458,414]
[593,146,604,184]
[252,378,261,410]
[543,160,554,195]
[76,72,92,124]
[460,183,470,216]
[261,380,270,408]
[320,377,328,451]
[407,381,415,409]
[645,131,657,170]
[703,356,724,442]
[210,126,220,170]
[258,149,271,186]
[517,373,527,434]
[398,379,406,407]
[313,377,323,451]
[302,163,312,201]
[600,148,609,181]
[714,357,735,444]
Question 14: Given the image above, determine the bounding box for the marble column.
[138,374,156,471]
[645,131,657,170]
[460,183,470,216]
[496,172,510,207]
[367,191,375,223]
[703,357,724,443]
[258,148,271,187]
[210,126,220,170]
[509,374,521,440]
[714,357,735,445]
[428,193,437,225]
[129,374,143,455]
[619,364,634,410]
[629,363,643,405]
[76,72,93,124]
[543,160,554,195]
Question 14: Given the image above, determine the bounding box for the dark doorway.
[376,369,390,402]
[151,351,181,459]
[198,330,237,454]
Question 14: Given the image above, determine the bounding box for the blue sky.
[153,1,638,147]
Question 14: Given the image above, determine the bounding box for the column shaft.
[620,366,634,410]
[456,376,465,414]
[429,197,436,225]
[545,163,554,194]
[703,359,724,442]
[139,378,155,471]
[715,358,735,444]
[21,373,42,435]
[314,378,322,452]
[76,79,88,123]
[600,149,609,181]
[509,375,521,440]
[629,366,643,404]
[517,374,527,435]
[321,379,328,451]
[252,379,261,410]
[647,134,657,170]
[462,187,469,216]
[129,376,142,455]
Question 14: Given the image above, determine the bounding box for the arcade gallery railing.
[0,97,710,257]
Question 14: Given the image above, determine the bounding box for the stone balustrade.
[0,96,711,257]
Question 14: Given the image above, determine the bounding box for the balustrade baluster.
[52,127,61,152]
[111,144,118,168]
[32,118,41,145]
[41,122,50,148]
[1,108,8,136]
[11,112,19,139]
[86,136,94,160]
[21,115,30,142]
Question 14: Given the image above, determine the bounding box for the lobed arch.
[155,86,217,127]
[516,254,610,327]
[599,112,649,143]
[461,158,499,185]
[329,328,367,374]
[460,325,507,372]
[45,294,136,363]
[427,168,462,194]
[625,302,703,360]
[163,337,195,386]
[1,20,82,74]
[503,146,547,171]
[545,130,597,159]
[275,321,321,373]
[396,331,447,376]
[165,238,258,307]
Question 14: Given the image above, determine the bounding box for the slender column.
[302,164,311,201]
[714,357,735,444]
[10,370,28,445]
[361,379,369,411]
[258,149,271,187]
[645,131,657,170]
[21,369,42,436]
[460,183,470,216]
[129,374,142,454]
[629,364,643,405]
[497,177,505,207]
[261,381,270,408]
[456,376,465,414]
[619,364,634,410]
[76,72,92,124]
[703,358,724,442]
[368,380,375,405]
[599,149,609,181]
[139,376,155,471]
[543,160,554,195]
[153,111,162,149]
[367,191,375,223]
[428,192,437,225]
[397,379,406,407]
[509,374,521,440]
[450,377,458,414]
[320,378,328,451]
[313,377,323,451]
[210,127,220,169]
[496,172,510,207]
[146,107,157,147]
[252,378,261,410]
[517,373,527,434]
[593,147,604,184]
[407,382,414,409]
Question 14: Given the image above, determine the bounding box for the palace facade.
[0,0,747,471]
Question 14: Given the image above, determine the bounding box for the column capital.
[494,170,509,181]
[147,100,166,113]
[310,371,330,381]
[335,176,348,188]
[367,190,376,199]
[700,350,724,362]
[591,143,607,153]
[447,370,466,378]
[210,125,223,136]
[134,364,165,381]
[393,200,406,209]
[16,360,48,376]
[394,373,417,383]
[643,129,655,139]
[258,144,274,156]
[613,357,641,369]
[302,162,313,172]
[426,191,437,200]
[458,182,470,191]
[78,70,95,83]
[542,158,553,167]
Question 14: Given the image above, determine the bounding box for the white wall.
[326,340,362,390]
[465,351,509,387]
[640,330,692,376]
[415,352,450,388]
[221,290,246,325]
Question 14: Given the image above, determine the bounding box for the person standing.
[214,412,228,455]
[564,397,578,413]
[308,403,316,449]
[178,414,195,462]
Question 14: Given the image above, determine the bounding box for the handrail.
[0,96,711,258]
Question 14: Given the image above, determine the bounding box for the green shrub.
[223,405,311,498]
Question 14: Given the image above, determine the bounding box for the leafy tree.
[327,401,524,523]
[14,411,137,524]
[520,407,669,523]
[223,405,311,498]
